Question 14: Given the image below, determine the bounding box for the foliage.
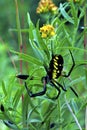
[0,0,87,130]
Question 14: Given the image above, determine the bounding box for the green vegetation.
[0,0,87,130]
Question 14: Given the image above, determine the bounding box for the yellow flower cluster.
[36,0,58,14]
[40,24,55,38]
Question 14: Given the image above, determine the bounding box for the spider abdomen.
[48,55,64,79]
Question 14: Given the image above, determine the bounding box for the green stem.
[14,0,24,117]
[15,0,23,75]
[85,106,87,130]
[65,95,82,130]
[57,99,62,130]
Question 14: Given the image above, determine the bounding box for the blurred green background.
[0,0,86,130]
[0,0,65,42]
[0,0,39,81]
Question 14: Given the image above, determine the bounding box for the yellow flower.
[36,0,58,14]
[40,24,55,38]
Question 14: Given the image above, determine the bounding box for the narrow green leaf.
[3,120,20,130]
[71,99,79,114]
[19,53,43,66]
[1,81,7,96]
[22,93,29,126]
[13,88,23,108]
[11,50,43,66]
[35,27,50,60]
[27,12,34,27]
[59,3,74,24]
[27,13,50,61]
[27,12,35,40]
[68,77,85,86]
[29,39,44,61]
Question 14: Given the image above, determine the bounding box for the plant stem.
[85,106,87,130]
[65,96,82,130]
[57,100,62,130]
[14,0,23,99]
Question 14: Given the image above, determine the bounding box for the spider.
[17,50,78,99]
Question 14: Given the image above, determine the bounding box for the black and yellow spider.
[17,50,78,99]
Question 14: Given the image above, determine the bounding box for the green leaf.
[27,13,50,62]
[1,81,7,96]
[11,50,43,66]
[71,99,79,114]
[29,39,44,61]
[3,120,20,130]
[22,93,29,126]
[68,77,85,86]
[59,3,74,24]
[27,12,35,40]
[13,88,23,108]
[35,26,50,60]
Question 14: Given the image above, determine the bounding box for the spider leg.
[50,81,61,99]
[47,80,67,99]
[53,80,78,97]
[70,86,78,97]
[24,80,47,97]
[53,80,67,91]
[54,80,78,97]
[16,74,34,80]
[16,74,29,80]
[63,50,75,77]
